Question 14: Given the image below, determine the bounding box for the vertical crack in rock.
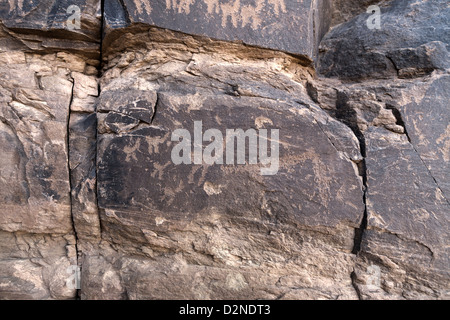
[117,0,131,25]
[67,74,80,299]
[350,270,363,300]
[386,104,450,206]
[94,83,103,240]
[96,0,105,238]
[333,90,368,256]
[66,0,105,299]
[3,0,447,300]
[350,139,368,299]
[329,90,368,299]
[99,0,105,69]
[150,92,159,124]
[350,156,367,300]
[351,162,367,255]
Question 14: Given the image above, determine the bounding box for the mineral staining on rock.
[0,0,101,299]
[105,0,332,58]
[0,48,93,300]
[92,35,364,298]
[318,0,449,80]
[0,0,449,300]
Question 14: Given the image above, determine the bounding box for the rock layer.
[104,0,332,59]
[0,0,448,300]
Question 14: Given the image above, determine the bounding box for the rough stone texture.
[0,3,100,298]
[89,29,365,299]
[0,0,101,60]
[0,50,72,233]
[104,0,332,59]
[0,231,77,299]
[309,72,450,299]
[330,0,382,26]
[360,126,449,299]
[319,0,450,80]
[1,0,449,300]
[0,49,84,298]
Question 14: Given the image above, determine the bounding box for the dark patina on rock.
[0,0,101,58]
[104,0,332,59]
[318,0,450,79]
[97,89,365,241]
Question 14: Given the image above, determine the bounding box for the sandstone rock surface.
[0,0,448,300]
[104,0,332,59]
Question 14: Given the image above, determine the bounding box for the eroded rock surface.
[104,0,332,59]
[319,0,449,79]
[89,29,365,299]
[0,2,100,299]
[0,0,448,300]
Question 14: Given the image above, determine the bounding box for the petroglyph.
[136,0,152,15]
[165,0,196,14]
[165,0,287,29]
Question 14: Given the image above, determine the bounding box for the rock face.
[0,0,101,60]
[319,0,449,79]
[93,32,364,298]
[104,0,332,59]
[0,0,448,300]
[0,35,95,301]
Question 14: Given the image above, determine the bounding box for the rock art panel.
[104,0,332,58]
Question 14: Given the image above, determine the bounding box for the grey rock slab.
[104,0,332,59]
[0,0,101,59]
[396,75,450,202]
[318,0,450,79]
[365,127,449,252]
[354,126,450,299]
[0,0,101,41]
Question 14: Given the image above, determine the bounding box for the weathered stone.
[395,75,450,201]
[310,67,450,300]
[330,0,380,27]
[1,0,449,301]
[97,94,364,228]
[0,52,73,234]
[92,30,365,299]
[319,0,450,79]
[352,126,450,299]
[365,127,448,250]
[97,89,156,123]
[104,0,332,59]
[71,72,98,112]
[387,42,450,78]
[0,0,101,59]
[0,4,100,298]
[0,230,77,299]
[69,112,101,241]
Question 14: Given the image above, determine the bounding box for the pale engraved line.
[165,0,287,30]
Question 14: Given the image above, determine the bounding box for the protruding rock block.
[318,0,450,79]
[104,0,332,59]
[0,0,100,36]
[97,92,364,230]
[0,0,101,58]
[91,42,365,298]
